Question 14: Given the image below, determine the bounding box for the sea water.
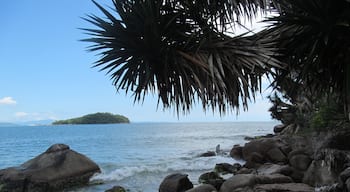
[0,122,275,192]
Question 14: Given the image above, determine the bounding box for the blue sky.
[0,0,274,123]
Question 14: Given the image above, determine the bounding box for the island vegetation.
[52,112,129,125]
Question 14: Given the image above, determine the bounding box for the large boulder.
[289,154,312,171]
[255,183,314,192]
[219,174,292,192]
[242,137,289,167]
[105,186,126,192]
[159,173,193,192]
[198,172,224,190]
[230,145,243,160]
[0,144,100,192]
[186,184,217,192]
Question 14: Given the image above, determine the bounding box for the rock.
[219,174,292,192]
[0,143,100,192]
[274,124,286,134]
[200,151,216,157]
[198,172,224,190]
[244,152,264,168]
[242,137,288,166]
[232,163,242,172]
[219,174,257,192]
[236,168,253,174]
[105,186,126,192]
[289,154,312,171]
[266,147,287,163]
[257,163,292,176]
[215,163,236,174]
[186,184,217,192]
[230,145,243,160]
[255,183,314,192]
[159,173,193,192]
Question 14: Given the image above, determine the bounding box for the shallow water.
[0,122,275,191]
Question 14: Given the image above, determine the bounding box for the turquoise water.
[0,122,275,191]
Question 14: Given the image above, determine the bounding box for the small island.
[52,112,130,125]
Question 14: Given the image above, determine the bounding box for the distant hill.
[52,112,130,125]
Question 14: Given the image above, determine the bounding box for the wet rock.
[200,151,216,157]
[159,173,193,192]
[230,145,243,160]
[186,184,217,192]
[215,163,236,174]
[105,186,126,192]
[0,143,100,192]
[198,172,224,190]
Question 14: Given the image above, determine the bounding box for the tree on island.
[53,112,130,125]
[82,0,350,131]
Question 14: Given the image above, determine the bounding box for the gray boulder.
[219,174,292,192]
[105,185,126,192]
[255,183,314,192]
[159,173,193,192]
[242,137,288,167]
[198,172,224,190]
[230,145,243,160]
[186,184,217,192]
[289,154,312,171]
[0,144,100,192]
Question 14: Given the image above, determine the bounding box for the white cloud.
[15,112,28,118]
[0,97,17,105]
[14,111,58,121]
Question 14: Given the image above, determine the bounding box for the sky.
[0,0,274,123]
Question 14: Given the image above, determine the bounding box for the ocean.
[0,122,275,191]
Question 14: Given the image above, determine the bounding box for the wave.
[91,155,243,182]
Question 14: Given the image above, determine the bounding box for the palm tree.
[82,0,350,120]
[81,0,281,115]
[264,0,350,120]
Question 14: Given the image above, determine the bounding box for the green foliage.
[310,99,345,132]
[52,112,129,125]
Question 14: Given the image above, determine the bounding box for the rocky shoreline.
[1,123,350,192]
[158,124,350,192]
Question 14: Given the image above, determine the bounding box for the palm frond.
[82,0,282,115]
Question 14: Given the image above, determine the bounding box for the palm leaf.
[82,0,282,115]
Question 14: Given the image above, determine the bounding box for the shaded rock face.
[230,145,243,160]
[105,185,126,192]
[242,137,289,168]
[0,144,100,192]
[219,173,293,192]
[186,184,217,192]
[198,172,224,190]
[159,173,193,192]
[255,183,314,192]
